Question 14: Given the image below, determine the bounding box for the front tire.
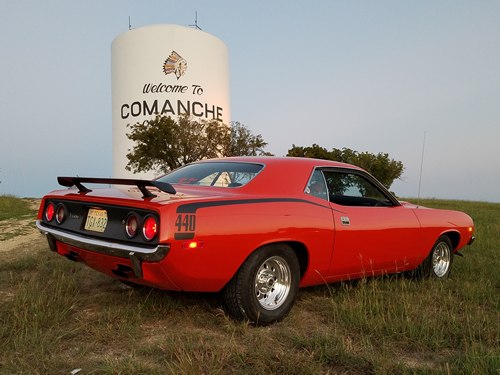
[222,244,300,325]
[416,235,454,279]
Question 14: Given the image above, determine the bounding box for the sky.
[0,0,499,202]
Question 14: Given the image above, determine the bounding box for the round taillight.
[55,204,66,224]
[143,216,158,241]
[45,202,55,222]
[125,214,139,238]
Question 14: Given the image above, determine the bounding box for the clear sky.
[1,1,499,202]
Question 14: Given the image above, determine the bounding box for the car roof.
[197,156,363,171]
[192,157,365,196]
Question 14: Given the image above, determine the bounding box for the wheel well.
[443,231,460,250]
[281,241,309,278]
[242,241,308,281]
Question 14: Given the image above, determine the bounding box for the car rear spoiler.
[57,177,176,198]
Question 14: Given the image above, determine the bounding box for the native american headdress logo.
[163,51,187,79]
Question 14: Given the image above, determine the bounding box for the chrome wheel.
[432,241,451,278]
[223,245,300,324]
[254,256,291,310]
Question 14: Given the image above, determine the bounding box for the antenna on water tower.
[189,11,202,30]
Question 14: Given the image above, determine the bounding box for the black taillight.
[55,204,66,224]
[125,214,139,238]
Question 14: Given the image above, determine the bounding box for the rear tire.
[222,244,300,325]
[416,235,454,279]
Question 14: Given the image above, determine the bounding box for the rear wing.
[57,177,176,199]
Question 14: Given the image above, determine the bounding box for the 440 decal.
[174,214,196,240]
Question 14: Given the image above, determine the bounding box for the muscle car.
[36,157,475,324]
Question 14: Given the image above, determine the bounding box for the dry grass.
[0,198,498,374]
[0,197,39,241]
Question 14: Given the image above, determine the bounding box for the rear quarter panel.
[157,197,335,291]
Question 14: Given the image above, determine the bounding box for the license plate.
[84,208,108,233]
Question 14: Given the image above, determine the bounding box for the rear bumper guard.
[36,220,170,278]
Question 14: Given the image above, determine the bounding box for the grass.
[0,195,39,241]
[0,198,498,374]
[0,195,37,221]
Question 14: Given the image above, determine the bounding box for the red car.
[37,157,475,324]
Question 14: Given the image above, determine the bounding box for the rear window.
[157,162,263,188]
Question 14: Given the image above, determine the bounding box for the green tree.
[287,144,404,189]
[287,143,332,160]
[229,122,272,156]
[353,151,404,189]
[125,115,270,174]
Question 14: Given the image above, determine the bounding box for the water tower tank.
[111,24,230,178]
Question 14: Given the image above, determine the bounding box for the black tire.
[222,244,300,325]
[415,235,454,279]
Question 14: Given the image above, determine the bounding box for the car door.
[319,168,423,280]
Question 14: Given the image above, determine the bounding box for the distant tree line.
[125,115,404,188]
[287,144,404,189]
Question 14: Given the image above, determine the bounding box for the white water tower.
[111,24,230,178]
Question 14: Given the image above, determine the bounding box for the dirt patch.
[0,199,43,257]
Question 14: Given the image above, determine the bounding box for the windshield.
[157,162,264,188]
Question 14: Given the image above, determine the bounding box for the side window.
[305,169,328,201]
[324,171,393,207]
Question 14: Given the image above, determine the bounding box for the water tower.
[111,24,230,178]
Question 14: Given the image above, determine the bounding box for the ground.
[0,199,41,259]
[0,198,497,374]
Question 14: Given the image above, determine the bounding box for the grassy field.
[0,197,498,374]
[0,196,39,242]
[0,195,37,221]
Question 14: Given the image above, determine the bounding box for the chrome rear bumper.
[36,220,170,277]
